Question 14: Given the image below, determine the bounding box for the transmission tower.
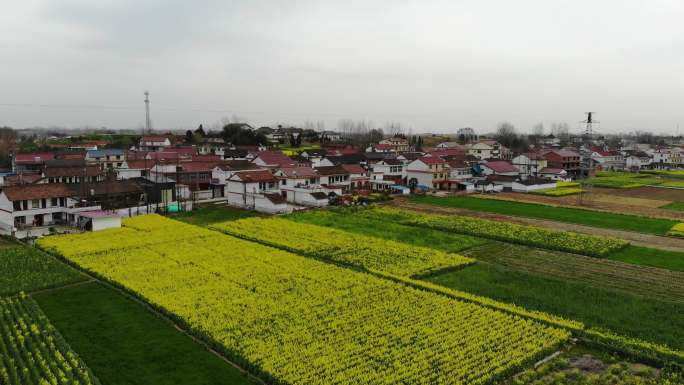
[144,91,151,134]
[581,112,598,138]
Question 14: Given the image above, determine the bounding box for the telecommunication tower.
[144,91,151,134]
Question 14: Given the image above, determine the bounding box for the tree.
[194,124,206,137]
[496,122,517,148]
[185,130,194,143]
[0,127,16,168]
[221,123,267,146]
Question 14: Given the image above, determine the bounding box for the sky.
[1,0,683,135]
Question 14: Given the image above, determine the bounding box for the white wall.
[91,216,122,231]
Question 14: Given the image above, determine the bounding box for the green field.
[0,242,85,296]
[34,282,255,385]
[427,263,684,350]
[607,245,684,272]
[287,209,486,254]
[171,205,261,226]
[290,208,684,272]
[411,196,677,235]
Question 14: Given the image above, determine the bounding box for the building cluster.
[2,130,683,238]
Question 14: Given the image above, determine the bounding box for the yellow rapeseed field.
[39,215,571,385]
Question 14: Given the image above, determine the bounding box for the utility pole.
[578,112,598,206]
[144,91,151,134]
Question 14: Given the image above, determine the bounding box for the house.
[378,137,410,152]
[372,159,405,180]
[13,152,56,173]
[445,159,473,190]
[511,177,557,193]
[226,170,289,213]
[366,143,394,153]
[538,168,570,181]
[76,210,121,231]
[590,148,625,171]
[473,179,504,193]
[512,153,548,176]
[139,135,172,151]
[341,164,370,190]
[211,161,262,188]
[315,165,351,192]
[480,161,519,176]
[406,157,448,190]
[274,167,329,207]
[540,149,581,176]
[43,164,105,184]
[468,140,503,160]
[251,151,297,168]
[625,152,652,171]
[85,149,125,169]
[0,183,100,238]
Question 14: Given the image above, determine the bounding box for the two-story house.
[512,153,548,176]
[139,135,172,151]
[86,149,125,169]
[406,157,448,190]
[226,170,288,214]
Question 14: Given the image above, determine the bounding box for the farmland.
[211,216,475,276]
[0,241,85,296]
[0,295,100,385]
[39,215,573,385]
[34,283,255,385]
[411,195,678,235]
[359,206,628,256]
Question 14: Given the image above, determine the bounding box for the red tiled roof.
[3,174,43,185]
[253,151,296,166]
[44,166,103,178]
[483,160,519,173]
[214,161,260,171]
[341,164,365,174]
[231,169,277,183]
[417,157,446,165]
[176,162,219,173]
[141,135,171,142]
[15,153,55,164]
[3,183,73,201]
[315,165,350,176]
[373,144,392,150]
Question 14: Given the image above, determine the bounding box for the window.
[41,199,47,208]
[13,201,21,211]
[59,197,66,207]
[281,180,286,185]
[51,198,58,206]
[22,201,28,210]
[31,199,39,209]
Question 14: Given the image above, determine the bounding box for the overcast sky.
[1,0,683,134]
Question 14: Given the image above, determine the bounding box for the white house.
[405,157,448,190]
[0,184,101,238]
[372,159,405,179]
[226,170,289,213]
[139,135,172,151]
[468,140,503,160]
[315,165,351,192]
[85,149,125,169]
[538,168,570,181]
[512,153,547,176]
[480,161,519,176]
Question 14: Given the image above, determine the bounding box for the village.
[1,124,682,239]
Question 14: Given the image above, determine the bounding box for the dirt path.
[389,199,684,251]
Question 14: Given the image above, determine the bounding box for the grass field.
[34,282,255,385]
[427,263,684,350]
[171,205,260,226]
[607,245,684,272]
[0,242,85,296]
[412,196,678,235]
[462,242,684,303]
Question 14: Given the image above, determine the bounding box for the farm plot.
[411,195,678,235]
[0,243,85,296]
[211,217,474,277]
[359,207,627,257]
[0,295,100,385]
[39,215,571,385]
[463,242,684,304]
